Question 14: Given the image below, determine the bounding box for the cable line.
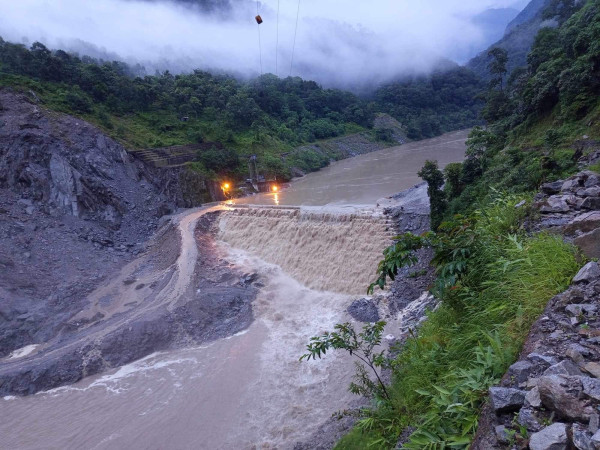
[275,0,280,76]
[256,0,263,75]
[289,0,301,77]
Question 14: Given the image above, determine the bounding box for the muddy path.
[0,205,257,395]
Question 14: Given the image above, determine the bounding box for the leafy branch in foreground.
[300,321,390,401]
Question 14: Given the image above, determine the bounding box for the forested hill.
[0,36,483,181]
[373,67,483,140]
[467,0,580,81]
[447,0,599,214]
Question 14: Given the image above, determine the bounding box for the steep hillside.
[0,88,201,360]
[505,0,548,34]
[0,37,484,183]
[471,7,521,50]
[467,0,551,81]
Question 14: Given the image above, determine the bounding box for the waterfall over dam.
[219,207,396,295]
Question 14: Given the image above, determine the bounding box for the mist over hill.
[0,0,527,90]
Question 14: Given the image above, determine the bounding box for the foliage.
[341,3,596,448]
[373,67,484,140]
[301,322,391,401]
[404,334,510,449]
[443,162,464,199]
[195,146,240,177]
[367,232,430,294]
[488,47,508,91]
[347,195,580,449]
[0,36,486,184]
[418,160,447,230]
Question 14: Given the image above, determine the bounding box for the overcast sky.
[0,0,528,88]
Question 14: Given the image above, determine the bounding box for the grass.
[335,195,581,449]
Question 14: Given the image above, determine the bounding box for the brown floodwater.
[233,128,469,207]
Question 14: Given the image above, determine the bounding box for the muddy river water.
[1,130,467,449]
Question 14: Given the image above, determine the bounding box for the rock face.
[0,90,173,226]
[0,89,178,360]
[0,89,252,395]
[471,169,600,449]
[534,170,600,260]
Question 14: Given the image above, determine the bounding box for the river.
[0,130,467,450]
[233,129,468,207]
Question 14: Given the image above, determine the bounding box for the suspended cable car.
[255,15,263,24]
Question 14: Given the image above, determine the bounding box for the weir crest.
[218,207,396,295]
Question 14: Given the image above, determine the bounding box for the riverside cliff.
[0,89,258,395]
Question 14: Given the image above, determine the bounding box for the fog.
[0,0,527,88]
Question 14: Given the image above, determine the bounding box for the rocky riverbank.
[0,209,258,396]
[0,88,260,395]
[472,169,600,449]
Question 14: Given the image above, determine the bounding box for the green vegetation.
[373,67,484,140]
[0,36,483,183]
[301,322,390,402]
[332,196,580,449]
[312,1,600,448]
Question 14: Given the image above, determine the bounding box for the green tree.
[487,47,508,92]
[444,162,464,199]
[418,160,447,230]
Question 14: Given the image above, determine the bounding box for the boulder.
[573,263,600,284]
[564,212,600,234]
[529,423,568,450]
[544,360,584,377]
[537,375,588,420]
[582,362,600,379]
[508,360,533,384]
[585,175,600,188]
[590,413,599,434]
[592,429,600,449]
[542,180,564,195]
[528,353,561,368]
[566,304,598,317]
[563,179,581,192]
[526,386,543,408]
[541,196,571,213]
[581,376,600,401]
[489,387,526,413]
[566,347,586,365]
[518,407,542,432]
[574,228,600,260]
[582,187,600,197]
[494,425,511,445]
[347,298,380,323]
[582,197,600,210]
[572,423,594,450]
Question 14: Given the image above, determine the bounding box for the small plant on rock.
[300,321,390,402]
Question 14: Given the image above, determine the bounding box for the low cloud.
[0,0,525,88]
